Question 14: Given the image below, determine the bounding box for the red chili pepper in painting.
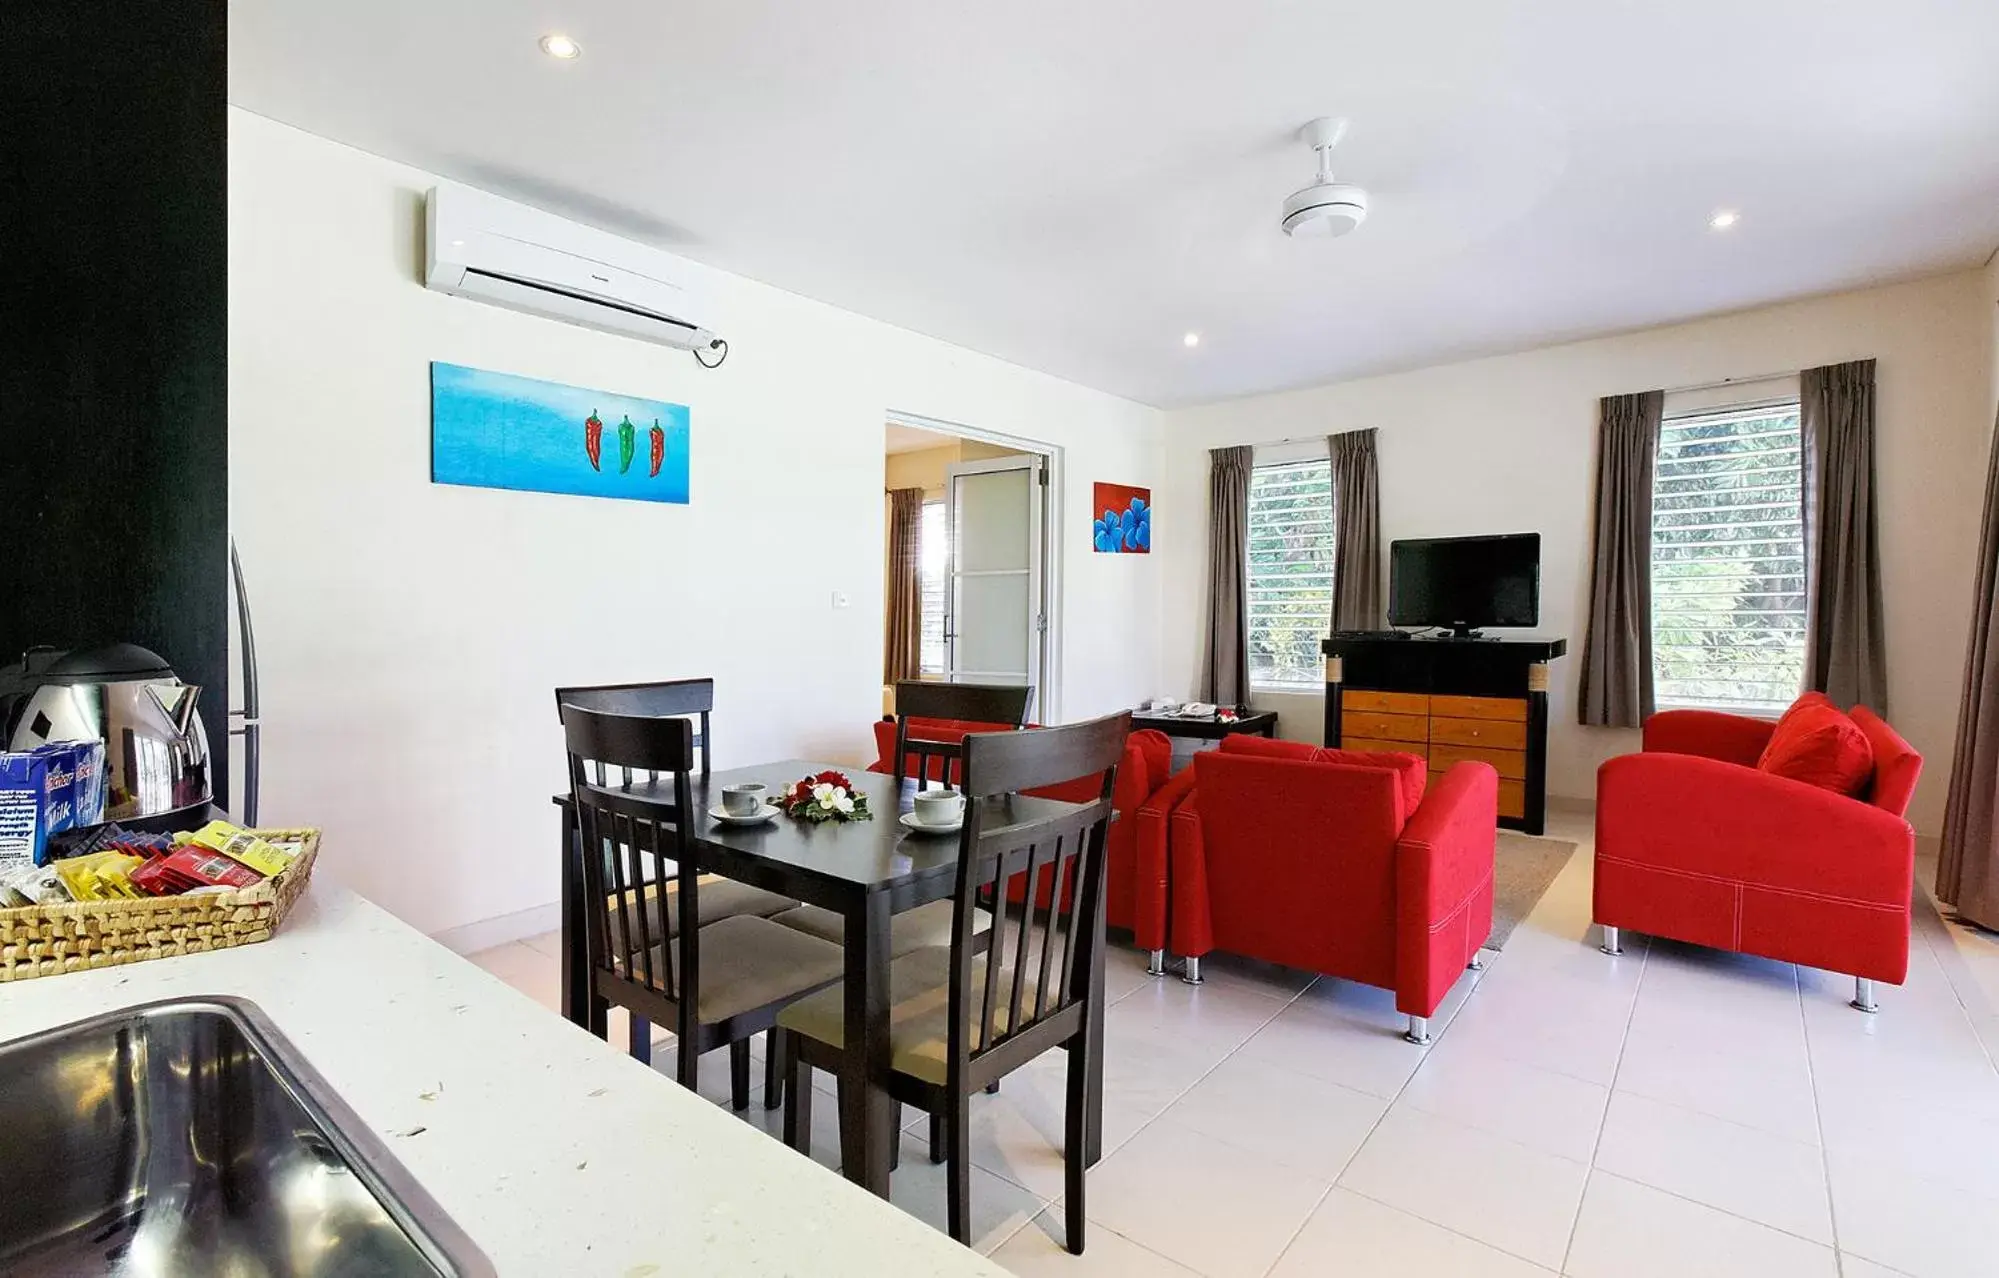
[648,419,665,477]
[583,410,603,471]
[617,415,637,475]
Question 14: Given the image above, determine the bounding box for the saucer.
[709,802,780,826]
[899,811,963,836]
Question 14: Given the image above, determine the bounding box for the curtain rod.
[1652,368,1801,398]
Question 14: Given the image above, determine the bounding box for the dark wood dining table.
[552,760,1105,1196]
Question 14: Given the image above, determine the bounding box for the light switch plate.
[831,591,851,609]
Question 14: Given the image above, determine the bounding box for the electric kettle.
[1,643,212,823]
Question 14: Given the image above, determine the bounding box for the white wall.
[1159,272,1993,834]
[229,111,1164,939]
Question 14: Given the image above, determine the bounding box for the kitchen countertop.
[0,883,1004,1277]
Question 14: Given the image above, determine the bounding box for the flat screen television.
[1387,533,1541,637]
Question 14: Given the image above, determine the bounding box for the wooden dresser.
[1320,635,1568,835]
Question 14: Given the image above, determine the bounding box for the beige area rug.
[1489,831,1580,950]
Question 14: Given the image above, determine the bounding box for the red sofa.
[1146,735,1499,1043]
[869,719,1175,961]
[1593,705,1922,1011]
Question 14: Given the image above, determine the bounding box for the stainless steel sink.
[0,996,494,1277]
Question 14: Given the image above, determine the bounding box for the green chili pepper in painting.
[617,415,636,474]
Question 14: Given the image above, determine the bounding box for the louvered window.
[1651,403,1807,713]
[1247,460,1337,690]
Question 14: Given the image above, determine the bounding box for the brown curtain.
[1329,428,1381,630]
[1201,446,1253,705]
[1800,359,1888,712]
[883,487,924,685]
[1938,405,1999,930]
[1578,390,1664,727]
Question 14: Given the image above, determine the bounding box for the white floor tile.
[1565,1172,1837,1278]
[1837,1255,1914,1278]
[1613,1020,1822,1144]
[1268,1188,1554,1278]
[1231,981,1434,1099]
[1082,1118,1330,1278]
[887,1125,1050,1256]
[1337,1104,1588,1269]
[1594,1091,1832,1244]
[1827,1147,1999,1278]
[465,940,563,1013]
[1430,971,1636,1088]
[1399,1042,1609,1162]
[1159,1054,1388,1180]
[989,1209,1201,1276]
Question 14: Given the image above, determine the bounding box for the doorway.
[882,418,1054,718]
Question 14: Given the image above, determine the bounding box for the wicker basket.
[0,829,320,982]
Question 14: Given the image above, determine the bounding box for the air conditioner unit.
[424,182,724,359]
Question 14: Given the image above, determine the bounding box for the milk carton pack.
[0,740,107,870]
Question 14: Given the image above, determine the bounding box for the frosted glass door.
[944,456,1044,689]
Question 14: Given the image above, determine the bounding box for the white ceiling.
[230,0,1999,408]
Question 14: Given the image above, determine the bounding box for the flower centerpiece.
[779,770,874,823]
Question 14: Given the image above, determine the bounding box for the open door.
[943,454,1046,691]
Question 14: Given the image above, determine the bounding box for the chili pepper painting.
[430,362,691,505]
[616,415,637,474]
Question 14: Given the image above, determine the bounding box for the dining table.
[551,760,1106,1197]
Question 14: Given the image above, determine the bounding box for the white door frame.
[887,409,1064,723]
[943,453,1047,694]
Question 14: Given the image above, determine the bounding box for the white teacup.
[722,783,767,817]
[911,787,966,828]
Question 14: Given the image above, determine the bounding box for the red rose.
[815,769,850,788]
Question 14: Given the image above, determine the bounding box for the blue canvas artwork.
[430,362,691,504]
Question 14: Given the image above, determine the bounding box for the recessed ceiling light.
[1183,332,1201,348]
[1709,209,1740,230]
[538,33,581,59]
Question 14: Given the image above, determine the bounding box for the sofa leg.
[1147,949,1165,977]
[1467,954,1486,972]
[1598,925,1623,957]
[1851,977,1878,1014]
[1181,956,1204,985]
[1403,1015,1431,1046]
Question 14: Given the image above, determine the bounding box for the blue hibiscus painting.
[1092,483,1152,554]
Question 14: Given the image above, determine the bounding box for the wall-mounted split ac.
[424,182,726,364]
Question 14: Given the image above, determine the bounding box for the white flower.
[811,783,835,805]
[833,793,855,814]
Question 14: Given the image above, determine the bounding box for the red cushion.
[1218,735,1319,761]
[1756,693,1874,796]
[1314,748,1427,823]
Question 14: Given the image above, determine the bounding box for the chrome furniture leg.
[1147,949,1165,977]
[1851,977,1878,1013]
[1467,954,1486,972]
[1403,1015,1430,1046]
[1181,955,1203,985]
[1598,925,1623,956]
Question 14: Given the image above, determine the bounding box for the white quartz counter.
[0,883,1004,1277]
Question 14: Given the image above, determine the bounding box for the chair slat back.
[555,677,714,781]
[891,680,1034,793]
[945,712,1129,1079]
[560,703,698,1006]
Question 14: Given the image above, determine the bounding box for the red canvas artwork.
[1092,482,1151,554]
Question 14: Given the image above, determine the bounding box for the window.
[919,499,948,675]
[1651,402,1807,713]
[1247,460,1337,689]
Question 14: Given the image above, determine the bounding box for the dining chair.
[890,679,1035,792]
[555,679,798,1073]
[561,703,844,1108]
[777,711,1128,1252]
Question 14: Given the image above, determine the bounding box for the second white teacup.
[911,787,966,828]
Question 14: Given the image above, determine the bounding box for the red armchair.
[869,719,1175,958]
[1593,705,1923,1012]
[1157,735,1499,1043]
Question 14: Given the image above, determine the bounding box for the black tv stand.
[1322,634,1567,834]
